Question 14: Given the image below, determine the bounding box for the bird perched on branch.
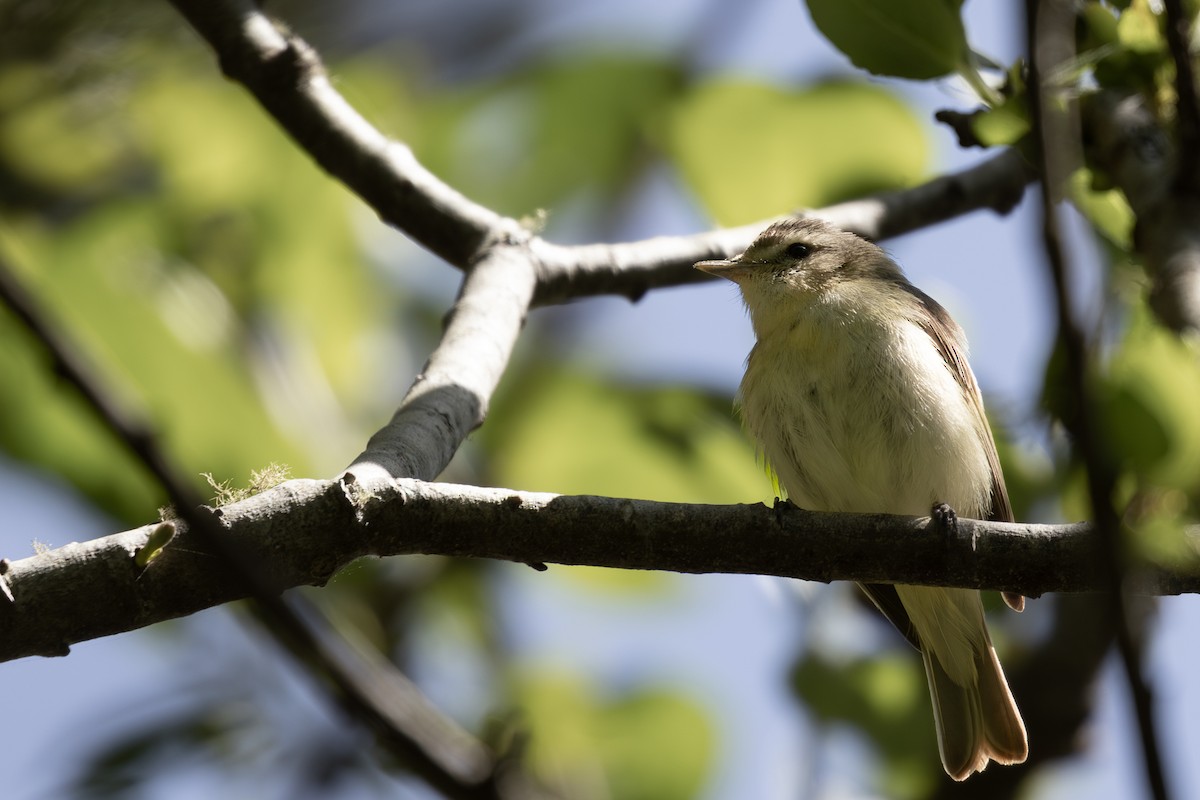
[697,217,1027,780]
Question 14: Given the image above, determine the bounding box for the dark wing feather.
[859,583,922,650]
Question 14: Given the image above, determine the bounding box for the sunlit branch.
[530,148,1035,305]
[346,242,537,481]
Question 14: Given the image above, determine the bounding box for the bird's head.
[695,217,902,303]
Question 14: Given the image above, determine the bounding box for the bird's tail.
[923,637,1028,780]
[898,585,1028,780]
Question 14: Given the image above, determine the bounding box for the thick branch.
[1084,91,1200,333]
[3,476,1197,664]
[1028,4,1170,798]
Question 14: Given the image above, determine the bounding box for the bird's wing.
[900,284,1024,612]
[898,283,1013,524]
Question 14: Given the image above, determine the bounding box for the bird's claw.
[773,496,795,525]
[930,502,958,538]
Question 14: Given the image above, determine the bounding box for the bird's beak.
[695,257,753,282]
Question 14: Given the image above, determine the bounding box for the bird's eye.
[785,242,811,259]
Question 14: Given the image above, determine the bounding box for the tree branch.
[3,475,1197,664]
[1164,0,1200,189]
[1084,90,1200,333]
[1027,3,1171,798]
[529,148,1035,306]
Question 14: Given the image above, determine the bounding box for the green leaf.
[1068,168,1135,247]
[805,0,969,79]
[1096,381,1171,473]
[1127,490,1199,569]
[134,522,178,569]
[1080,2,1121,50]
[969,96,1031,147]
[668,79,928,225]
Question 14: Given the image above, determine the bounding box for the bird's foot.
[773,496,796,525]
[930,502,958,539]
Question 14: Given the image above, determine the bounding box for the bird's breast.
[739,310,992,517]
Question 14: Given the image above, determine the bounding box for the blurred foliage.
[1104,303,1200,568]
[668,79,929,225]
[483,364,774,593]
[793,651,938,798]
[0,50,398,518]
[1106,304,1200,489]
[335,54,686,219]
[483,367,770,504]
[990,408,1059,523]
[1067,167,1135,248]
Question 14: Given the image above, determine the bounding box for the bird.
[696,217,1028,780]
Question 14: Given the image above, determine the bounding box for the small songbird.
[696,217,1028,780]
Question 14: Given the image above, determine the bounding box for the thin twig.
[0,255,552,800]
[1164,0,1200,189]
[1024,3,1171,799]
[530,148,1035,305]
